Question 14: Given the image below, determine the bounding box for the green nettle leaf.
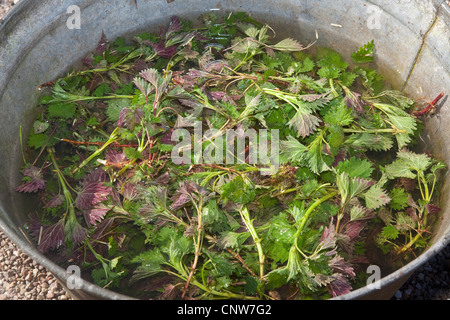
[47,103,76,119]
[265,213,296,263]
[33,120,50,134]
[351,40,375,64]
[271,38,304,51]
[345,133,394,152]
[336,157,374,179]
[280,135,307,163]
[323,98,354,127]
[305,130,332,174]
[373,103,417,149]
[389,187,409,211]
[221,175,256,205]
[106,99,130,122]
[364,185,391,209]
[124,147,143,160]
[336,171,374,207]
[381,225,399,240]
[288,110,321,139]
[350,205,368,221]
[27,133,49,149]
[385,149,432,179]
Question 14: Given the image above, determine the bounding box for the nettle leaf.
[374,103,417,149]
[221,175,256,205]
[47,102,76,119]
[389,187,409,211]
[217,230,251,250]
[346,132,394,152]
[170,181,211,210]
[385,149,432,179]
[33,120,50,134]
[15,166,46,193]
[306,131,332,174]
[316,48,349,76]
[36,219,65,253]
[378,90,414,109]
[364,185,391,209]
[65,213,88,247]
[280,135,307,163]
[236,22,260,39]
[231,37,260,54]
[291,57,315,74]
[84,204,111,226]
[336,157,373,179]
[75,181,113,210]
[349,205,368,221]
[271,38,304,51]
[336,171,374,207]
[46,194,65,208]
[381,224,399,240]
[131,248,166,282]
[351,40,375,64]
[106,99,130,122]
[288,109,321,139]
[323,98,354,127]
[265,213,296,263]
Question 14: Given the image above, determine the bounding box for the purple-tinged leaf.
[117,107,144,129]
[344,220,365,240]
[85,169,108,183]
[406,207,419,222]
[121,183,138,201]
[425,203,441,214]
[319,219,336,250]
[149,42,177,59]
[15,179,46,193]
[95,32,108,55]
[344,90,366,114]
[329,256,355,278]
[170,181,210,210]
[15,166,46,193]
[160,129,175,145]
[288,110,321,139]
[82,54,94,68]
[75,181,112,210]
[45,194,65,208]
[152,172,171,186]
[69,221,89,247]
[91,217,117,240]
[84,204,110,226]
[166,16,182,37]
[328,274,353,297]
[37,219,65,253]
[133,58,151,72]
[106,149,126,163]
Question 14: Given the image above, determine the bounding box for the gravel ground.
[0,231,72,300]
[0,0,449,301]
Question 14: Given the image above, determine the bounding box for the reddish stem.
[413,92,444,117]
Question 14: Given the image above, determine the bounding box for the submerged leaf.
[75,181,112,210]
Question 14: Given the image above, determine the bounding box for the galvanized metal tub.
[0,0,449,300]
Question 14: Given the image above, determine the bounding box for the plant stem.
[182,196,204,298]
[48,148,75,217]
[343,128,405,134]
[239,206,265,279]
[71,127,120,175]
[294,191,338,251]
